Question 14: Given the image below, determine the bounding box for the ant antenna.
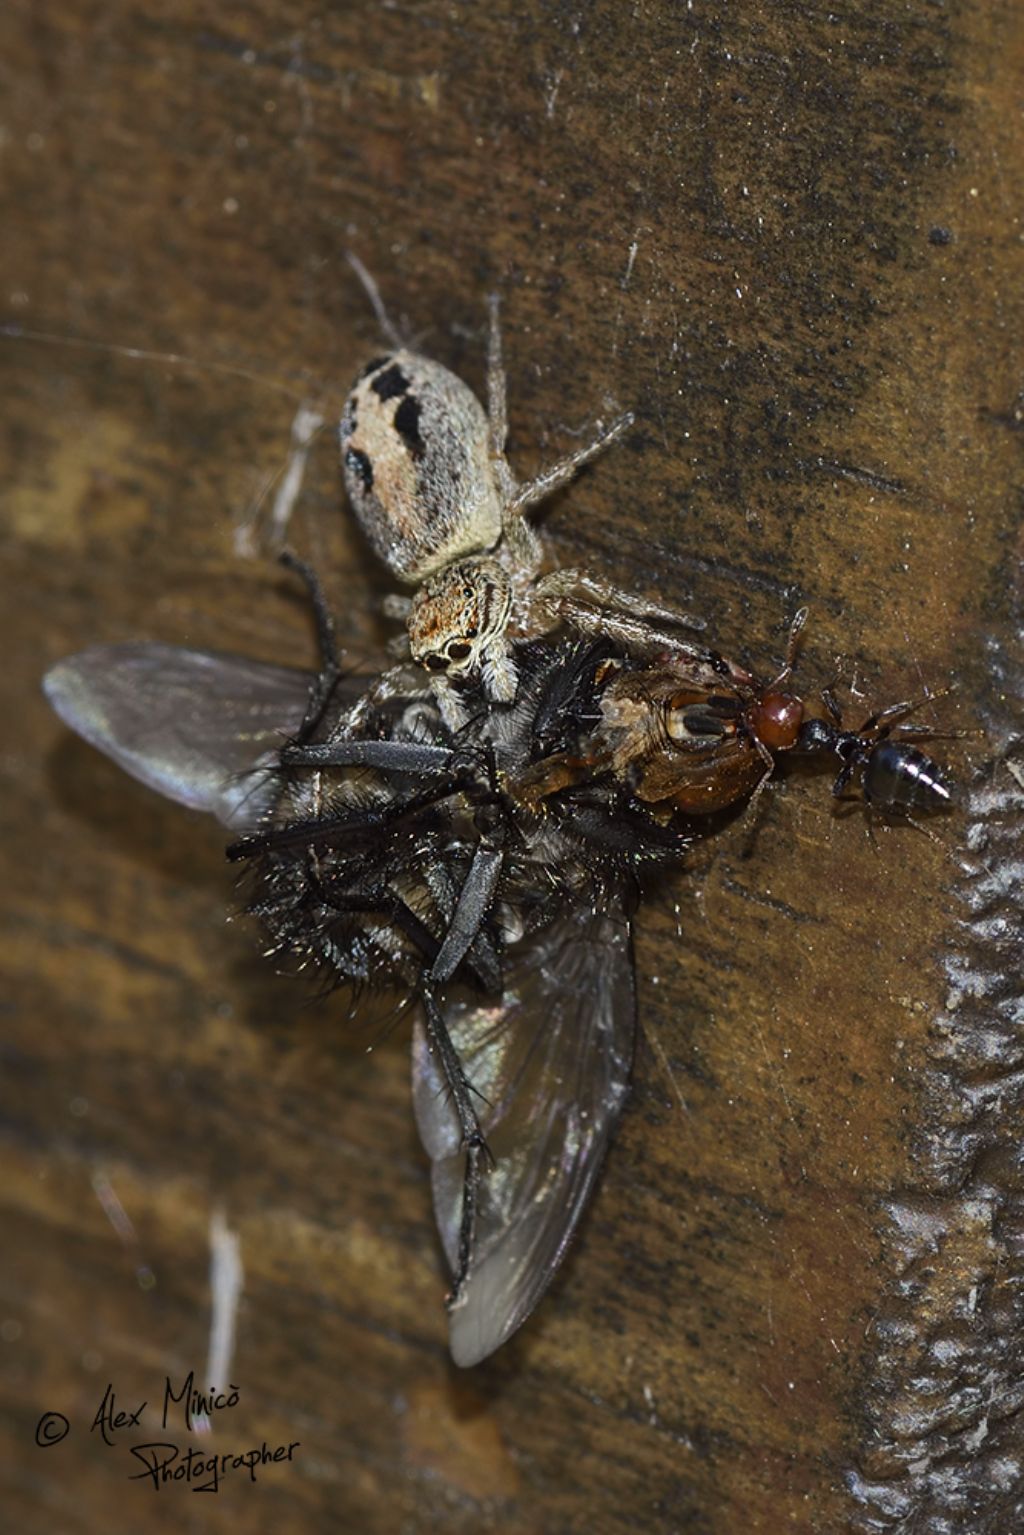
[783,606,809,670]
[767,605,809,689]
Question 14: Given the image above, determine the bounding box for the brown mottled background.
[3,2,1023,1531]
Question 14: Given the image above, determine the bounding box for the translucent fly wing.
[42,644,348,830]
[412,905,636,1367]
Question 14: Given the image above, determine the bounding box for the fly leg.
[421,829,508,1303]
[280,738,466,775]
[430,839,505,985]
[420,983,495,1307]
[279,550,345,741]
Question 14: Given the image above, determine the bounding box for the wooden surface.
[3,2,1024,1530]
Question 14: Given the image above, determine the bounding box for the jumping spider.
[339,257,701,727]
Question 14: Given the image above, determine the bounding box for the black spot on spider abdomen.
[371,363,411,401]
[394,394,426,458]
[345,448,374,492]
[356,355,390,383]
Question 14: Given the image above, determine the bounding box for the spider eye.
[425,654,450,672]
[447,641,472,663]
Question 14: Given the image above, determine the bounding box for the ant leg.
[859,697,917,735]
[761,605,810,698]
[820,685,843,725]
[509,411,635,520]
[731,740,779,855]
[859,686,958,738]
[889,723,962,742]
[860,804,945,847]
[741,738,777,826]
[897,813,946,847]
[830,759,857,798]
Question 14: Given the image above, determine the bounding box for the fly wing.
[412,904,636,1366]
[42,644,362,830]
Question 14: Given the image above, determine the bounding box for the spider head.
[408,558,513,681]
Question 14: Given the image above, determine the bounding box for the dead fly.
[44,558,696,1367]
[42,563,958,1364]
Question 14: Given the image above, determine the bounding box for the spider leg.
[509,412,634,519]
[344,250,406,350]
[485,293,508,459]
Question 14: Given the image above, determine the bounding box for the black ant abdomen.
[861,739,953,814]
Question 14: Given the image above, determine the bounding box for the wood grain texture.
[3,1,1023,1530]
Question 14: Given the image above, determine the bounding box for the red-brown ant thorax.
[748,691,804,750]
